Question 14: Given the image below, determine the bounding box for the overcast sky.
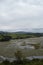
[0,0,43,32]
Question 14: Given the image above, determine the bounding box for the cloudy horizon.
[0,0,43,32]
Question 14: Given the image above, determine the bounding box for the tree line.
[0,32,43,41]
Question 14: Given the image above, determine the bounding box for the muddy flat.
[0,37,43,57]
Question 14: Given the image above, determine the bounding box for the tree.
[15,50,23,61]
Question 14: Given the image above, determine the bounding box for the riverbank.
[0,56,43,62]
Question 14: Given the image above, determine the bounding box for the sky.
[0,0,43,32]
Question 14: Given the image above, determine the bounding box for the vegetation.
[0,31,43,41]
[0,35,11,41]
[0,58,43,65]
[15,50,23,61]
[0,50,43,65]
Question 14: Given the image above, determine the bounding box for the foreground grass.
[0,59,43,65]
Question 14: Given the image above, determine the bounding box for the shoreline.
[0,56,43,62]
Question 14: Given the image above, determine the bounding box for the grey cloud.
[0,0,43,31]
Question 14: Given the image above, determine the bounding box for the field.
[0,37,43,57]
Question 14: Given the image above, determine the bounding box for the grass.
[0,59,43,65]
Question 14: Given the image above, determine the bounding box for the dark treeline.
[0,31,43,41]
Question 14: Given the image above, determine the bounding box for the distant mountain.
[14,28,43,33]
[31,28,43,33]
[0,28,43,33]
[14,31,29,34]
